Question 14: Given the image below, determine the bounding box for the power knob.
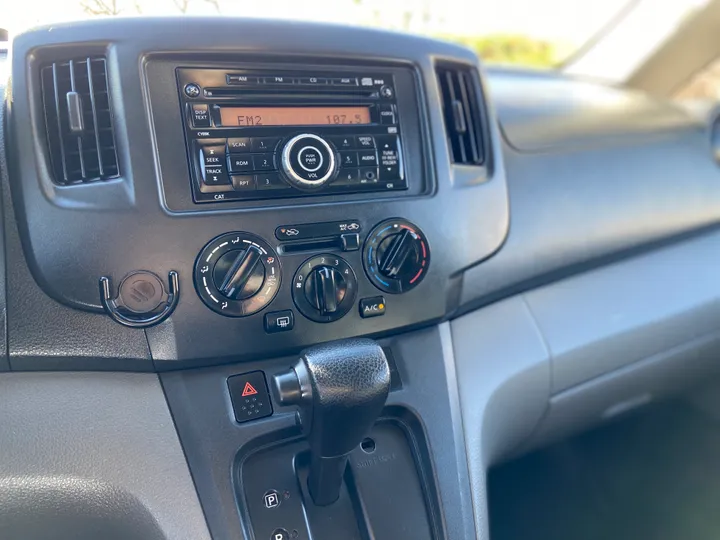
[363,219,430,294]
[280,134,338,190]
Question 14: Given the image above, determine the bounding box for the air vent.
[41,57,119,185]
[436,63,485,165]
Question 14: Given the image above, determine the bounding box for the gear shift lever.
[272,338,390,506]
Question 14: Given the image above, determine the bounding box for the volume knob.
[281,134,337,190]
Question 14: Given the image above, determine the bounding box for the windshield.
[3,0,639,70]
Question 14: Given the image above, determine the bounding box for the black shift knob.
[273,338,390,506]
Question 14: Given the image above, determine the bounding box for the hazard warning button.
[227,371,273,423]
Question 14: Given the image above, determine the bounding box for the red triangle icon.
[241,382,258,397]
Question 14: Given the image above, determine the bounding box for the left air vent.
[41,57,119,185]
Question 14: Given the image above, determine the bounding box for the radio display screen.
[218,106,371,126]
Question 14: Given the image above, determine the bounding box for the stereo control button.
[378,104,397,125]
[358,150,378,167]
[252,137,281,151]
[253,153,275,171]
[281,134,337,189]
[356,135,375,148]
[335,168,360,186]
[331,77,358,86]
[377,136,403,180]
[329,136,355,149]
[256,172,289,190]
[190,103,211,127]
[340,151,358,168]
[228,155,253,172]
[228,137,252,151]
[298,77,328,85]
[202,145,225,166]
[298,146,324,172]
[231,175,256,191]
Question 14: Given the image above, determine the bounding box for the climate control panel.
[192,219,429,326]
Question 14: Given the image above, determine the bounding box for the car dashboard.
[1,17,720,540]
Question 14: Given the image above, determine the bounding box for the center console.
[6,16,510,540]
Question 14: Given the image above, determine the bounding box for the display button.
[231,175,256,191]
[329,136,356,149]
[263,76,294,85]
[298,146,324,172]
[359,167,379,183]
[228,155,253,172]
[298,77,328,85]
[227,371,273,423]
[190,103,211,127]
[253,153,275,171]
[252,137,281,151]
[378,104,396,125]
[228,137,252,151]
[360,296,386,318]
[264,310,295,333]
[335,168,360,186]
[340,151,358,168]
[356,135,375,148]
[331,77,358,86]
[256,172,289,190]
[358,150,378,167]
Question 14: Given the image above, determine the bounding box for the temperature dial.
[292,254,357,322]
[195,232,281,317]
[363,219,430,294]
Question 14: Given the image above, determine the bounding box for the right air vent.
[436,63,485,165]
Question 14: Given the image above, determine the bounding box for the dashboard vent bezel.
[40,56,120,185]
[436,62,486,166]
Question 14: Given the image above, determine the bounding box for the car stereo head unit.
[176,67,407,203]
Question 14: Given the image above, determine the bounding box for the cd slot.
[204,87,379,100]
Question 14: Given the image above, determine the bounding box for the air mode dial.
[364,219,430,294]
[195,232,281,317]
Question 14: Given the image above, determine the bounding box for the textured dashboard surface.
[0,372,211,540]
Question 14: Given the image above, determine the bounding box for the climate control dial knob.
[292,255,357,322]
[281,133,338,190]
[363,219,430,294]
[194,232,281,317]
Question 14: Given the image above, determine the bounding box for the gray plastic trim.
[450,297,551,540]
[524,228,720,394]
[0,372,210,540]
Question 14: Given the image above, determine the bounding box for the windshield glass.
[4,0,637,70]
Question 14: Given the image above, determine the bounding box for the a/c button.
[359,296,386,318]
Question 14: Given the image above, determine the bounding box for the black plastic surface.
[239,421,435,539]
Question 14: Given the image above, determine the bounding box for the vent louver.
[41,57,119,185]
[436,63,485,165]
